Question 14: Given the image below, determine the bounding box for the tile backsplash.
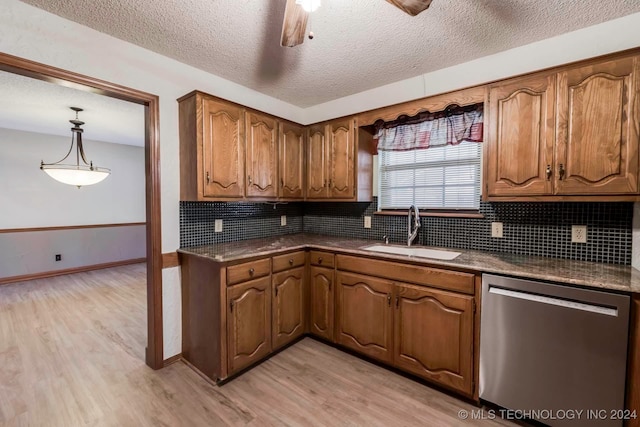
[180,198,633,265]
[180,201,303,247]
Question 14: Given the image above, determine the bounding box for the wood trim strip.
[0,258,147,286]
[0,222,146,233]
[0,51,164,370]
[163,353,183,367]
[162,252,180,269]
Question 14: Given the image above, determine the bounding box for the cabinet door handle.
[328,282,332,291]
[387,294,391,307]
[329,179,332,188]
[395,296,399,308]
[559,164,565,180]
[545,165,552,180]
[206,171,210,183]
[323,179,327,188]
[289,259,294,265]
[230,300,234,312]
[280,178,284,188]
[248,175,252,185]
[317,257,323,264]
[275,287,278,297]
[249,268,255,276]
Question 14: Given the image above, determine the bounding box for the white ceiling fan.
[281,0,433,47]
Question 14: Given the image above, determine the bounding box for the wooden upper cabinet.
[394,282,474,395]
[245,111,278,198]
[555,56,640,195]
[336,272,394,363]
[308,265,334,341]
[306,125,329,199]
[272,267,305,349]
[486,72,556,197]
[227,276,272,374]
[179,92,246,201]
[279,122,305,199]
[328,119,355,198]
[202,99,246,199]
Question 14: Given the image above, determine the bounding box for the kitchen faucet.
[407,205,421,246]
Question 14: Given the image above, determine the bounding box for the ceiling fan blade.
[281,0,309,47]
[385,0,433,16]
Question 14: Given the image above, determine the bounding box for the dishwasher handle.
[488,285,619,317]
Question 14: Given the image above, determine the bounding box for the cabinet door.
[336,272,394,363]
[202,99,245,198]
[394,282,474,395]
[556,56,640,194]
[308,265,334,341]
[306,125,329,199]
[328,119,355,199]
[279,122,305,199]
[227,276,272,374]
[486,73,556,196]
[245,112,278,198]
[272,267,305,349]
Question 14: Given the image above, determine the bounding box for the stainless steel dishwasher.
[480,274,630,427]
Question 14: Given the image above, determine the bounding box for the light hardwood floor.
[0,264,516,426]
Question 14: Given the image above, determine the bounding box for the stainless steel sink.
[363,245,461,260]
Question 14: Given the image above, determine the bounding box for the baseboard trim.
[163,353,182,367]
[0,258,147,286]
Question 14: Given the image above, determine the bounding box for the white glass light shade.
[295,0,321,12]
[42,165,110,188]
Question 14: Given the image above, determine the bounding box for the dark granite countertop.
[178,234,640,294]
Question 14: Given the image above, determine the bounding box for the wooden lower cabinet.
[394,282,474,395]
[272,267,305,349]
[308,265,334,341]
[227,276,272,374]
[336,272,394,363]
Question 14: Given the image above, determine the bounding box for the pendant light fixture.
[40,107,110,188]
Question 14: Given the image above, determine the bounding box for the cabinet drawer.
[227,258,270,286]
[272,251,306,273]
[336,254,475,295]
[309,251,334,268]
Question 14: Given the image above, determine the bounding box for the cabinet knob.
[559,164,565,180]
[387,294,391,306]
[206,171,210,183]
[545,165,551,180]
[395,296,399,308]
[280,178,284,188]
[289,259,294,265]
[318,257,323,264]
[248,175,252,185]
[249,268,255,276]
[323,179,327,188]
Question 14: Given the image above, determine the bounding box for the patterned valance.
[374,104,483,152]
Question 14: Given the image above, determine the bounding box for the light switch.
[281,215,287,226]
[214,219,223,233]
[491,222,503,238]
[364,216,372,229]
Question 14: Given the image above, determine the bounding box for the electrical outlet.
[491,222,503,238]
[55,254,62,262]
[572,225,587,243]
[281,215,287,226]
[214,219,223,233]
[364,216,372,229]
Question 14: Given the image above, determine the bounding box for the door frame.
[0,52,164,369]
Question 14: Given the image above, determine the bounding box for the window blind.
[378,142,482,210]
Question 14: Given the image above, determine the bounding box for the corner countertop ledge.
[177,233,640,294]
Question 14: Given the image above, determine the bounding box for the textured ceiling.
[20,0,640,107]
[0,70,145,146]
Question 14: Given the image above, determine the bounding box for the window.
[378,141,482,210]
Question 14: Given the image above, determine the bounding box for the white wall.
[0,128,145,228]
[302,12,640,123]
[3,0,640,359]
